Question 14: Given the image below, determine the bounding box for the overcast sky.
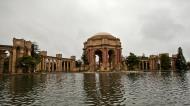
[0,0,189,60]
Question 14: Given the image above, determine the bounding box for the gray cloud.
[0,0,189,60]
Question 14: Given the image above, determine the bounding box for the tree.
[76,59,82,68]
[81,50,89,65]
[126,53,140,70]
[160,54,170,70]
[16,42,41,73]
[187,62,190,70]
[16,56,37,73]
[31,42,41,64]
[176,47,187,71]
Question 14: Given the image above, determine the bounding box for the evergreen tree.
[187,62,190,70]
[126,53,140,70]
[160,54,170,70]
[16,56,38,73]
[81,50,89,65]
[16,42,41,73]
[176,47,187,71]
[76,59,82,68]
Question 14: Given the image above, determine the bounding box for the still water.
[0,71,190,106]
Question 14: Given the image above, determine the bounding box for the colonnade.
[37,52,76,72]
[149,55,159,70]
[0,38,32,73]
[87,48,122,71]
[139,60,149,70]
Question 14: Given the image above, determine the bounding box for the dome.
[88,32,116,40]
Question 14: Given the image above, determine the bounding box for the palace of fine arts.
[0,32,189,73]
[1,0,190,105]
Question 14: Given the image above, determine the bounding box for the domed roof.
[88,32,116,40]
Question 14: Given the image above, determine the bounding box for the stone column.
[60,60,62,71]
[52,59,54,72]
[0,57,4,73]
[142,61,144,70]
[139,62,141,70]
[63,61,66,72]
[44,58,47,71]
[70,61,73,71]
[12,47,17,73]
[114,49,117,67]
[72,60,76,71]
[67,61,69,72]
[9,51,12,73]
[19,47,24,58]
[42,57,45,71]
[146,61,148,70]
[102,48,107,71]
[56,59,58,72]
[48,59,51,72]
[27,49,31,56]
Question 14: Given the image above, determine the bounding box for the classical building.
[0,38,76,74]
[138,53,177,71]
[83,32,122,71]
[36,51,76,72]
[0,38,32,73]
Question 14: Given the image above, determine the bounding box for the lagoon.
[0,71,190,106]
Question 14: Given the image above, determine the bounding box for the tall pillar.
[8,52,12,73]
[63,61,66,72]
[67,61,69,72]
[41,57,44,70]
[19,47,24,58]
[146,61,148,70]
[52,59,54,72]
[102,48,107,71]
[60,60,62,71]
[114,49,117,67]
[143,62,144,70]
[27,49,31,56]
[139,62,141,70]
[12,47,17,73]
[48,59,51,72]
[42,57,46,70]
[70,61,72,71]
[0,57,4,73]
[89,48,95,71]
[56,59,58,72]
[44,58,47,71]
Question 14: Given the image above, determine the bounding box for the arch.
[83,32,122,71]
[94,49,103,70]
[0,45,12,74]
[108,49,115,68]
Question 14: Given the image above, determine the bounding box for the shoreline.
[0,70,189,75]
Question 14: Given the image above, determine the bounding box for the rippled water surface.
[1,71,190,106]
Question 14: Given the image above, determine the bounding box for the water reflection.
[0,71,190,105]
[83,73,125,105]
[0,74,47,105]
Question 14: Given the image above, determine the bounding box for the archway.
[3,50,10,73]
[108,50,115,68]
[83,32,122,71]
[95,49,102,70]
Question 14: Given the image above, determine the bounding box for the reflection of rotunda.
[83,32,122,71]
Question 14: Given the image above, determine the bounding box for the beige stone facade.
[138,53,177,71]
[0,38,76,73]
[0,38,32,73]
[83,32,122,71]
[0,36,178,73]
[36,51,76,72]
